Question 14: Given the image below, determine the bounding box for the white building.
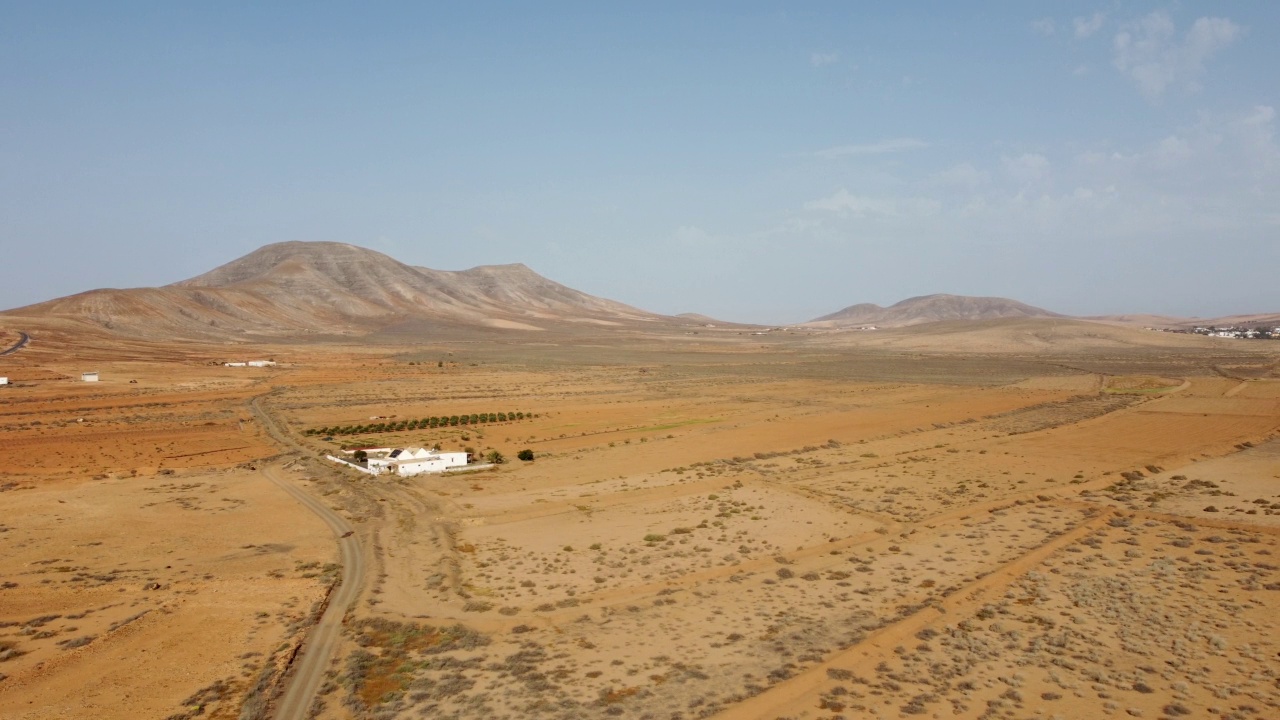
[361,447,469,476]
[224,362,247,367]
[0,376,8,385]
[247,360,276,367]
[81,371,99,382]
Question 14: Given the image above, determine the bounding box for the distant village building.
[224,360,275,367]
[224,362,247,367]
[0,376,8,385]
[81,371,99,382]
[336,447,470,477]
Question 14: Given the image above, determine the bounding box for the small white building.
[362,447,469,476]
[0,376,8,385]
[224,362,247,367]
[81,371,99,382]
[247,360,276,367]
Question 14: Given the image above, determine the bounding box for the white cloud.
[925,163,990,191]
[803,189,940,218]
[1002,153,1051,184]
[813,138,927,159]
[1154,135,1193,167]
[1031,17,1056,36]
[673,225,712,245]
[1073,12,1106,39]
[810,51,839,67]
[1112,11,1243,100]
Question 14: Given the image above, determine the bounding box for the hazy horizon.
[2,4,1277,324]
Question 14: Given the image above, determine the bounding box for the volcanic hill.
[809,293,1064,328]
[2,241,665,339]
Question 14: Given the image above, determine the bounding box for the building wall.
[393,452,469,476]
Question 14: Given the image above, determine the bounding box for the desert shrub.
[0,640,26,662]
[517,449,534,461]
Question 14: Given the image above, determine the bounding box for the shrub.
[517,449,534,461]
[486,450,505,465]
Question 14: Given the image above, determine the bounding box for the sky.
[1,2,1277,324]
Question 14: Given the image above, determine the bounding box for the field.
[0,323,1277,719]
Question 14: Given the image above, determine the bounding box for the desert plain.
[1,320,1278,720]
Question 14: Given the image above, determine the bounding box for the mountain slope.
[3,241,666,338]
[810,294,1063,328]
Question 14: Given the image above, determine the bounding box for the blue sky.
[1,2,1276,323]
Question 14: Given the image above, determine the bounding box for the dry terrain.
[0,319,1277,720]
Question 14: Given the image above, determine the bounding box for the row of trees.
[306,411,534,437]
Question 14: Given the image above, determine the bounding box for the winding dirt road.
[250,395,369,720]
[261,464,363,720]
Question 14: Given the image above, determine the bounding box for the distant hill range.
[807,294,1065,328]
[1,241,1273,341]
[2,241,667,339]
[1086,312,1280,329]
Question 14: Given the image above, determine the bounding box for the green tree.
[353,450,368,463]
[517,449,534,462]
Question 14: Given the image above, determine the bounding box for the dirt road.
[250,394,368,720]
[261,463,363,720]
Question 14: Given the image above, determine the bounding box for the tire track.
[710,510,1112,720]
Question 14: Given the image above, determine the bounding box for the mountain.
[809,294,1063,328]
[3,241,666,339]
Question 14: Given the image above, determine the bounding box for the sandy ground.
[0,323,1277,719]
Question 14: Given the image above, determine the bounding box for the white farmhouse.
[363,447,469,476]
[81,371,99,382]
[0,376,8,385]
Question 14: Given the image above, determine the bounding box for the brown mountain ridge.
[3,241,1273,342]
[3,241,665,340]
[807,294,1064,328]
